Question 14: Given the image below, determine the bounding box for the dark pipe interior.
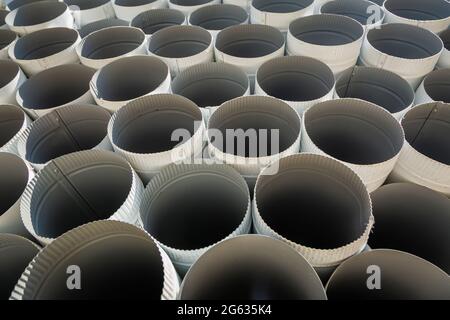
[115,0,158,6]
[257,57,334,102]
[321,0,381,25]
[0,30,17,50]
[95,57,168,101]
[336,67,414,113]
[149,26,211,58]
[326,250,450,300]
[180,236,326,300]
[25,105,110,164]
[79,18,129,38]
[369,183,450,274]
[7,0,57,11]
[12,1,67,26]
[0,153,29,214]
[423,70,450,103]
[289,15,363,46]
[0,105,24,148]
[0,10,8,26]
[189,4,247,30]
[64,0,110,10]
[18,64,95,110]
[384,0,449,20]
[216,25,284,58]
[440,29,450,51]
[252,0,313,13]
[0,60,20,89]
[30,156,133,238]
[170,0,213,5]
[256,168,369,248]
[131,9,185,35]
[367,24,443,59]
[402,103,450,165]
[305,102,404,164]
[143,171,248,250]
[81,27,144,60]
[13,27,78,60]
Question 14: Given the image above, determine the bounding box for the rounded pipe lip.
[189,4,248,34]
[416,69,450,105]
[0,59,26,106]
[255,55,335,114]
[368,183,450,274]
[171,62,250,109]
[383,0,450,34]
[215,24,285,75]
[0,103,30,153]
[112,0,167,22]
[6,0,58,11]
[77,26,147,70]
[79,18,128,38]
[140,163,252,273]
[253,153,373,267]
[63,0,115,27]
[169,0,221,16]
[207,95,301,178]
[16,104,112,170]
[130,8,186,36]
[325,249,450,300]
[335,66,415,120]
[20,149,144,245]
[179,234,327,300]
[8,27,81,76]
[16,63,96,119]
[10,220,180,300]
[5,1,74,35]
[320,0,385,27]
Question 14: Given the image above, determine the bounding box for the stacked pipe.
[131,8,185,39]
[0,103,30,153]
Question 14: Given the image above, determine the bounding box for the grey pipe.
[0,103,30,153]
[0,9,8,27]
[63,0,115,27]
[0,29,16,59]
[415,69,450,105]
[79,18,128,38]
[0,60,25,106]
[6,0,56,11]
[179,235,327,300]
[320,0,385,28]
[130,8,185,38]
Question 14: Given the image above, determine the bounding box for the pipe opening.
[171,0,214,5]
[189,4,247,31]
[252,0,314,13]
[13,27,78,60]
[336,67,414,114]
[255,154,371,249]
[79,19,129,38]
[64,0,110,10]
[440,29,450,51]
[0,153,29,215]
[0,30,16,50]
[81,27,145,60]
[171,63,249,108]
[131,9,185,35]
[257,56,334,102]
[24,105,110,165]
[289,14,363,46]
[423,69,450,103]
[216,24,284,58]
[0,10,9,26]
[115,0,159,6]
[29,152,133,238]
[18,64,95,111]
[321,0,384,25]
[384,0,450,21]
[7,0,57,11]
[367,24,443,59]
[0,104,25,149]
[11,1,67,26]
[149,25,211,58]
[180,235,327,300]
[402,102,450,165]
[0,60,20,88]
[304,99,404,165]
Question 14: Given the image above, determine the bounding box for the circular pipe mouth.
[149,25,212,59]
[326,249,450,300]
[369,183,450,274]
[252,0,314,13]
[384,0,450,22]
[366,23,443,60]
[131,8,185,35]
[10,220,179,300]
[256,56,335,103]
[17,64,95,112]
[336,67,414,114]
[141,164,250,254]
[110,94,202,154]
[11,27,78,61]
[0,104,27,150]
[402,102,450,166]
[22,150,136,241]
[0,59,21,91]
[208,96,301,158]
[304,98,405,165]
[189,4,248,31]
[171,62,249,108]
[216,24,284,58]
[79,18,129,38]
[180,235,327,300]
[63,0,111,10]
[19,104,111,167]
[422,69,450,103]
[320,0,385,25]
[289,14,364,46]
[0,234,39,300]
[0,153,30,215]
[6,1,68,27]
[0,9,9,27]
[0,30,17,51]
[6,0,57,11]
[170,0,215,6]
[254,154,372,258]
[91,55,169,104]
[80,26,146,61]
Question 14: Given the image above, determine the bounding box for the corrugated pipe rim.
[20,150,144,245]
[10,220,179,300]
[79,18,128,38]
[130,8,186,36]
[189,4,248,31]
[0,103,30,153]
[320,0,385,26]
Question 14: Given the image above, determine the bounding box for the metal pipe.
[63,0,115,27]
[0,103,30,154]
[79,18,128,38]
[0,29,17,59]
[112,0,167,22]
[168,0,220,16]
[0,60,26,105]
[415,69,450,105]
[130,8,185,40]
